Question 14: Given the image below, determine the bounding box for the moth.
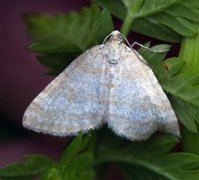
[23,30,180,141]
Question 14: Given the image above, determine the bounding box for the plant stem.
[121,15,135,36]
[120,0,144,36]
[179,25,199,155]
[179,28,199,73]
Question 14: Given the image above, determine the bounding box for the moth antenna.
[131,42,169,53]
[103,31,131,47]
[103,32,113,44]
[118,32,132,48]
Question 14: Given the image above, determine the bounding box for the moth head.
[109,30,123,42]
[103,30,132,48]
[103,30,123,44]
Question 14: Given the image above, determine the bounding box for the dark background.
[0,0,90,166]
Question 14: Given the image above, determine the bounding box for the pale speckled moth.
[23,30,180,141]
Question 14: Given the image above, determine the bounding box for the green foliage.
[178,31,199,155]
[93,0,199,41]
[25,5,113,75]
[25,5,113,54]
[2,132,199,180]
[2,1,199,179]
[160,72,199,132]
[0,155,54,179]
[138,44,199,133]
[41,134,94,180]
[0,135,94,180]
[37,53,76,75]
[94,130,199,180]
[161,73,199,107]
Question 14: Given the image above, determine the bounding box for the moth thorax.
[108,43,120,64]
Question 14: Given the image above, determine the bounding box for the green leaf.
[138,45,199,132]
[37,53,75,75]
[25,5,113,54]
[137,43,173,82]
[163,57,185,78]
[95,129,178,163]
[170,96,198,132]
[93,0,199,42]
[158,66,199,133]
[66,152,93,172]
[138,43,171,66]
[62,152,94,180]
[59,134,92,166]
[132,18,182,42]
[179,25,199,73]
[158,153,199,180]
[139,46,199,132]
[142,135,179,155]
[178,25,199,154]
[149,12,197,37]
[25,5,113,74]
[95,131,199,180]
[0,155,54,178]
[51,134,93,179]
[40,134,94,180]
[40,165,61,180]
[160,73,199,108]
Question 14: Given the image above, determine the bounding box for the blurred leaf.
[40,166,60,180]
[25,5,113,54]
[0,155,54,178]
[120,163,168,180]
[1,177,34,180]
[93,0,199,42]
